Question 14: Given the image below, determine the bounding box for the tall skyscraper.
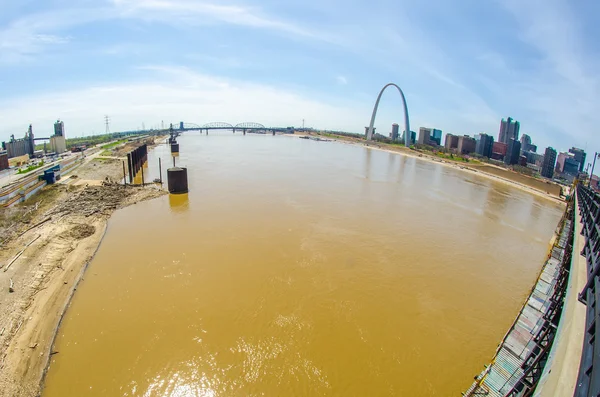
[498,117,520,144]
[431,129,442,146]
[418,127,432,145]
[569,147,586,172]
[505,138,521,165]
[475,133,494,158]
[541,147,557,178]
[391,123,399,141]
[519,134,537,153]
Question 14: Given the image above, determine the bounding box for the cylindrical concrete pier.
[171,143,179,153]
[167,167,188,194]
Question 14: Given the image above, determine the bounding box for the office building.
[475,133,494,158]
[498,117,520,144]
[418,127,432,145]
[523,150,543,165]
[519,134,536,152]
[391,124,399,141]
[491,142,508,161]
[431,129,442,146]
[445,134,459,151]
[556,152,580,178]
[541,147,557,178]
[569,147,586,172]
[504,138,522,165]
[54,120,65,137]
[457,135,476,155]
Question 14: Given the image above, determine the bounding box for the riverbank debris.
[3,234,41,273]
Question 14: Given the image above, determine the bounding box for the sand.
[0,137,167,397]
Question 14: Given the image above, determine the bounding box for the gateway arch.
[366,83,410,146]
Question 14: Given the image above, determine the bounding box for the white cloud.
[0,67,366,140]
[111,0,314,38]
[336,75,347,85]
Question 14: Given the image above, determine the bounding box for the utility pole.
[302,119,305,129]
[589,152,599,188]
[104,115,111,134]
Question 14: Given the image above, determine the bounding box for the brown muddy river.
[43,133,564,396]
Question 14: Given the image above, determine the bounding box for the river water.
[43,133,564,396]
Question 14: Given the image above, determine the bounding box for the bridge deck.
[531,198,586,396]
[463,218,572,397]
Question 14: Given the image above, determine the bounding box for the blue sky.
[0,0,599,159]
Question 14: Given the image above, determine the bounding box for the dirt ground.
[0,161,166,396]
[70,158,125,183]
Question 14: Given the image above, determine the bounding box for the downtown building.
[520,134,537,153]
[391,124,400,141]
[491,142,508,161]
[457,135,476,155]
[475,133,494,158]
[541,147,557,179]
[556,152,581,181]
[498,117,520,145]
[417,127,441,146]
[504,138,522,165]
[445,133,459,151]
[568,147,586,172]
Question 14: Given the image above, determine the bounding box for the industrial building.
[2,125,35,158]
[0,151,8,171]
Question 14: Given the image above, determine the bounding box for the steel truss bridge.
[170,122,295,134]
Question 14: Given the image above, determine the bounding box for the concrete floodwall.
[471,164,563,197]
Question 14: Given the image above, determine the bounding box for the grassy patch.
[101,139,128,150]
[17,161,44,174]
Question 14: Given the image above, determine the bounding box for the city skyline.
[0,0,599,154]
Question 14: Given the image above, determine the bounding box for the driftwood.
[9,278,14,293]
[2,235,41,272]
[17,217,51,237]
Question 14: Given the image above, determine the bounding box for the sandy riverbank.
[0,137,167,397]
[294,133,566,204]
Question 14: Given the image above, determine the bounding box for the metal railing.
[575,184,600,397]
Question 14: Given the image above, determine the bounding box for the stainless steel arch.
[366,83,410,146]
